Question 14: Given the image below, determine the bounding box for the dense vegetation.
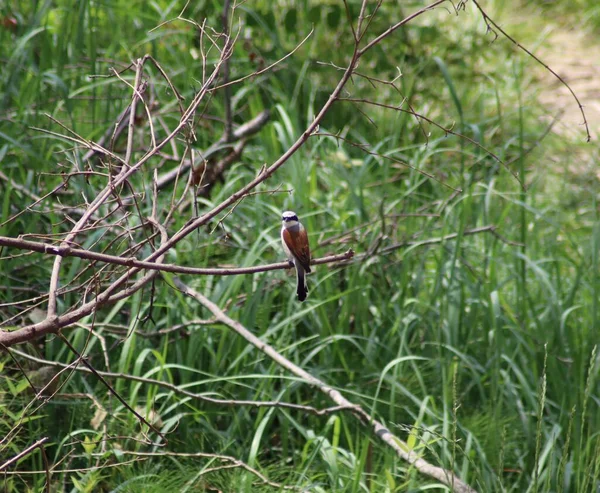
[1,1,598,492]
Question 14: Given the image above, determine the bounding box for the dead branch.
[172,278,477,493]
[10,347,358,417]
[339,97,521,186]
[0,235,354,275]
[155,109,271,191]
[0,437,49,472]
[470,0,591,142]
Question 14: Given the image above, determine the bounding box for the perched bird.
[281,211,311,302]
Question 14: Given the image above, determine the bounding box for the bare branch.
[339,97,521,186]
[124,59,146,164]
[1,2,477,349]
[358,0,448,55]
[375,225,522,256]
[221,0,234,142]
[172,278,478,493]
[156,109,271,191]
[10,347,358,418]
[471,0,591,142]
[41,46,227,324]
[0,236,354,275]
[0,437,49,472]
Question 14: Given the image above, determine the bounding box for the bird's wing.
[282,227,311,272]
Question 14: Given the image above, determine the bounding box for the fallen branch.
[172,278,478,493]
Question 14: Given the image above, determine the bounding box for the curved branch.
[471,0,591,142]
[358,0,447,55]
[340,97,521,186]
[0,248,354,346]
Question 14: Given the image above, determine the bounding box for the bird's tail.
[296,267,308,302]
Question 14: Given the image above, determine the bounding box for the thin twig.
[97,450,296,490]
[375,224,520,255]
[9,348,357,416]
[124,59,145,164]
[39,47,226,325]
[471,0,591,142]
[58,334,166,445]
[339,97,521,186]
[221,0,233,142]
[156,109,271,191]
[0,437,49,472]
[3,458,143,476]
[358,0,447,55]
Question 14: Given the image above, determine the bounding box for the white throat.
[282,219,299,229]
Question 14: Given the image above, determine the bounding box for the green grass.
[1,0,599,492]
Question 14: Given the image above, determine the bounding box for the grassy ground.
[0,1,598,492]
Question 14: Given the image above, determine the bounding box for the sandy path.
[538,28,600,142]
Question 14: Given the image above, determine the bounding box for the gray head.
[281,210,299,227]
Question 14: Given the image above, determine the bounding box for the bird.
[281,211,311,302]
